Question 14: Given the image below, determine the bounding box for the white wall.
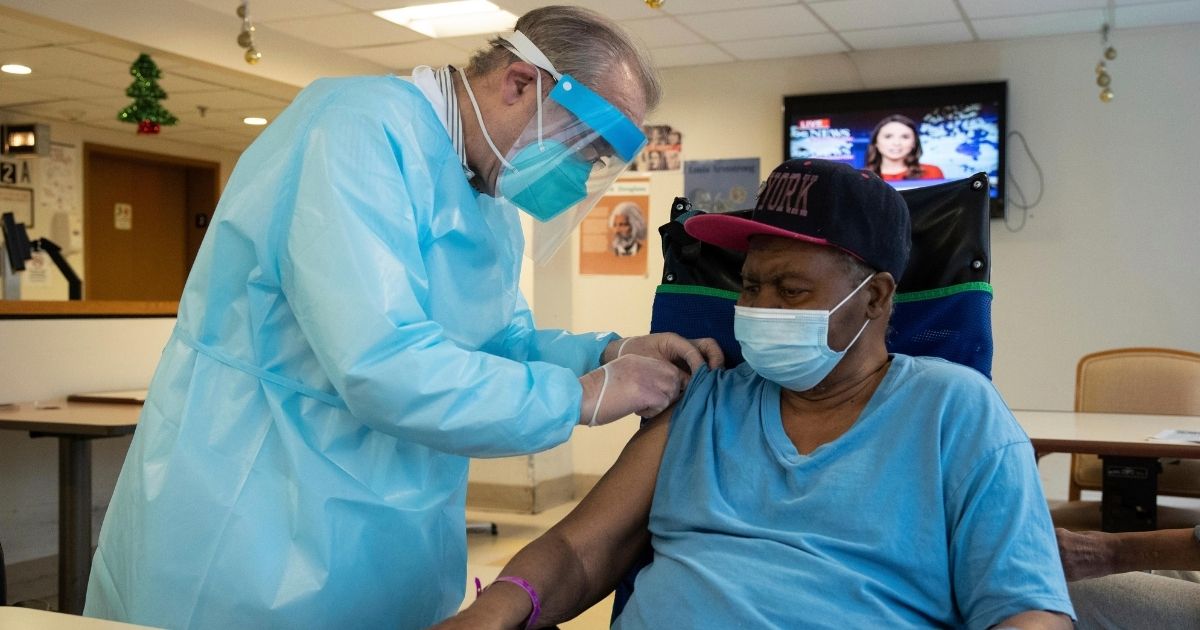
[0,318,175,563]
[567,23,1200,493]
[0,120,238,563]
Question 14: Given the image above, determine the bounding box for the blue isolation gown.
[84,76,613,629]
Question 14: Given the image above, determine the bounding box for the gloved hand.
[578,355,687,426]
[602,333,724,374]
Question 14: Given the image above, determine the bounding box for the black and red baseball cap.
[684,159,911,280]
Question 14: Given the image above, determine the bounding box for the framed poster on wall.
[579,178,650,276]
[0,186,34,227]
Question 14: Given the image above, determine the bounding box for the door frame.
[82,143,221,300]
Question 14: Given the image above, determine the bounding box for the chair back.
[650,173,993,375]
[1071,348,1200,497]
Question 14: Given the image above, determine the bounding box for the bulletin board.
[0,186,34,227]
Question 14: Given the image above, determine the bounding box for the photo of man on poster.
[609,201,646,257]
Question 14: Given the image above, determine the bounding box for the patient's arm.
[1056,527,1200,581]
[435,409,673,629]
[993,610,1073,629]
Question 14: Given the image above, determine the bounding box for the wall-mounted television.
[783,81,1007,218]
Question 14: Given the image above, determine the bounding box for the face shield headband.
[460,31,647,264]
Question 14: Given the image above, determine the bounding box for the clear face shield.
[471,32,646,264]
[500,76,645,263]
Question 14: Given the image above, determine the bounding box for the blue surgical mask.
[734,273,874,392]
[497,139,591,221]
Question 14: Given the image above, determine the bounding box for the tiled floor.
[463,501,613,629]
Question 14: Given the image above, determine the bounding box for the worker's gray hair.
[465,5,662,111]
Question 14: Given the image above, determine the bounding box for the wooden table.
[0,400,141,614]
[0,606,159,628]
[1013,409,1200,531]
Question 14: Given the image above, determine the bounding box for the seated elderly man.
[438,160,1074,629]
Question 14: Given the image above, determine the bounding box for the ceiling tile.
[438,34,498,53]
[189,108,288,128]
[73,104,140,125]
[80,95,144,114]
[180,0,352,21]
[158,73,229,94]
[959,0,1177,20]
[649,43,734,68]
[0,46,131,80]
[0,17,90,46]
[165,112,229,131]
[4,77,117,99]
[722,32,847,60]
[972,10,1104,40]
[623,17,704,48]
[164,89,292,112]
[0,87,57,107]
[157,127,259,147]
[495,0,662,20]
[335,0,412,9]
[0,72,40,87]
[240,81,302,103]
[343,40,473,71]
[1116,0,1200,28]
[841,21,974,50]
[268,12,428,48]
[239,0,353,22]
[959,0,1105,19]
[65,41,154,65]
[0,98,94,121]
[663,0,801,16]
[0,34,47,52]
[80,117,139,133]
[165,63,298,95]
[677,5,827,42]
[809,0,963,31]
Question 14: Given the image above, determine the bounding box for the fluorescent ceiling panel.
[374,1,518,38]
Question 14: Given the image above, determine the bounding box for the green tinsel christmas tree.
[118,53,178,135]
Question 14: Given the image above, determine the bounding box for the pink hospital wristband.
[476,575,542,629]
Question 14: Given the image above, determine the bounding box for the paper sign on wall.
[683,158,761,214]
[23,250,50,286]
[579,178,650,276]
[114,202,132,230]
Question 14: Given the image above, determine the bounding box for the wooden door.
[84,146,217,301]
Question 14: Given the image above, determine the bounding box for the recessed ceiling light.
[1,64,32,75]
[243,117,268,126]
[374,1,517,39]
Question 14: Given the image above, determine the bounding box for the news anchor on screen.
[866,114,944,181]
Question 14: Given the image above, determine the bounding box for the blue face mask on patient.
[735,274,873,392]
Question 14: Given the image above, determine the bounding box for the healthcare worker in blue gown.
[84,7,721,629]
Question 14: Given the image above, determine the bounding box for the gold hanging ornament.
[1095,4,1116,103]
[237,1,261,65]
[645,0,665,8]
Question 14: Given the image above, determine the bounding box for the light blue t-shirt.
[615,354,1074,629]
